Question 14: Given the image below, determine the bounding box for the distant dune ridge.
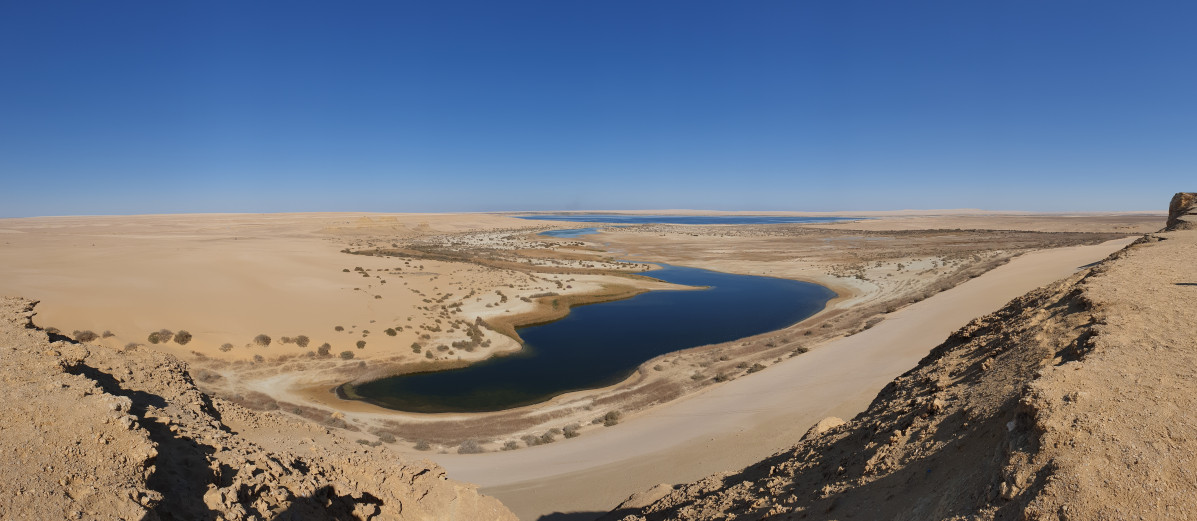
[608,194,1196,520]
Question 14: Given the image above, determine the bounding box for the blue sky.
[1,1,1193,216]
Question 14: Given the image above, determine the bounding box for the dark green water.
[348,264,835,413]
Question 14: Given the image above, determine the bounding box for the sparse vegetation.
[73,330,99,342]
[356,340,366,349]
[317,343,331,356]
[340,350,354,360]
[414,440,431,451]
[253,334,271,347]
[295,335,309,348]
[601,410,621,427]
[563,424,581,438]
[173,330,192,345]
[457,439,484,454]
[147,329,173,344]
[219,343,234,352]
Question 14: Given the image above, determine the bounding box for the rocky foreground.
[609,193,1197,520]
[0,298,515,520]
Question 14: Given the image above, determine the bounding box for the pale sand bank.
[428,237,1135,520]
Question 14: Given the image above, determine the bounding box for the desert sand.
[429,238,1135,519]
[0,209,1164,520]
[611,192,1197,520]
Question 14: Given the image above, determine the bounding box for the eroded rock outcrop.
[0,297,516,521]
[611,197,1197,520]
[1167,191,1196,230]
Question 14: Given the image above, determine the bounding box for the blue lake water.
[538,227,604,238]
[518,214,856,225]
[349,264,836,413]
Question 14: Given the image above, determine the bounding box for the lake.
[347,264,836,413]
[518,214,856,225]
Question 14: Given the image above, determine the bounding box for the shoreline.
[428,237,1136,520]
[319,265,847,416]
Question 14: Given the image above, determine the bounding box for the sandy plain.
[0,210,1163,520]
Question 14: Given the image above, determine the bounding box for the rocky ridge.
[0,297,515,521]
[610,193,1197,520]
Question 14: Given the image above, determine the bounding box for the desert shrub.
[280,336,294,344]
[713,373,733,382]
[539,431,557,444]
[253,354,265,363]
[253,334,271,347]
[748,363,766,373]
[124,342,140,350]
[863,317,884,330]
[317,343,331,356]
[174,330,192,345]
[521,435,542,447]
[342,268,350,272]
[335,325,344,332]
[735,361,748,369]
[295,335,310,348]
[376,432,396,444]
[502,441,520,451]
[73,330,99,342]
[356,340,366,349]
[414,440,431,451]
[219,343,234,352]
[148,329,173,344]
[411,343,422,353]
[457,439,484,454]
[340,351,354,360]
[101,330,115,338]
[436,344,449,352]
[424,351,433,359]
[563,424,581,438]
[384,328,397,336]
[193,368,222,383]
[690,372,704,381]
[602,410,621,427]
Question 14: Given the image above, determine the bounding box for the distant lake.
[538,227,605,238]
[347,264,835,413]
[517,214,856,225]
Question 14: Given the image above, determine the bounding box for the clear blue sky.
[1,1,1193,216]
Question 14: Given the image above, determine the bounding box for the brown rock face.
[1167,192,1196,230]
[0,297,516,521]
